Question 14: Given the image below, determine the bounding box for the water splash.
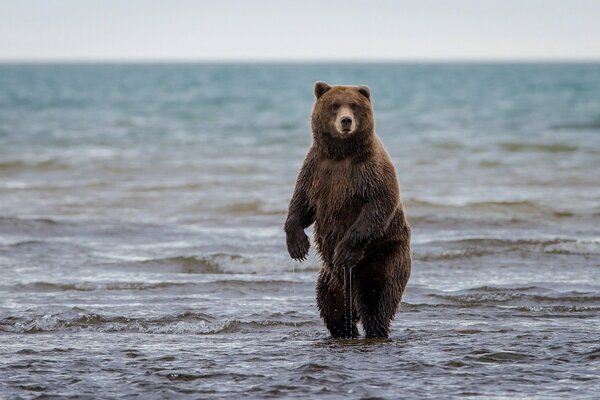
[292,261,296,328]
[348,267,353,338]
[343,267,348,336]
[343,266,355,338]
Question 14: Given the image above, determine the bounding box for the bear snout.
[335,107,356,134]
[341,116,353,128]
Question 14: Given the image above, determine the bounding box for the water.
[1,63,600,398]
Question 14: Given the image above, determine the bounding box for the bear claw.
[287,231,310,261]
[332,243,363,269]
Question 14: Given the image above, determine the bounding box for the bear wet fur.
[285,81,411,338]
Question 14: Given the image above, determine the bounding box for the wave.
[184,200,285,216]
[428,286,600,306]
[13,281,191,292]
[551,121,600,131]
[431,141,467,150]
[405,198,573,218]
[499,142,579,153]
[513,305,600,313]
[0,311,313,334]
[216,200,284,216]
[2,239,47,248]
[0,216,67,237]
[477,159,505,168]
[414,249,487,262]
[466,200,569,216]
[419,237,558,253]
[0,216,60,228]
[0,238,88,254]
[466,351,533,363]
[418,236,600,257]
[128,182,207,192]
[543,239,600,255]
[431,237,558,247]
[120,253,319,274]
[0,159,69,172]
[9,279,298,292]
[137,255,229,274]
[403,301,600,314]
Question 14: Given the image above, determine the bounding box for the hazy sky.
[1,0,599,61]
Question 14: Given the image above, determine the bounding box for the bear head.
[311,81,374,159]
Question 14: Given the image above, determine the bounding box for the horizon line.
[1,57,600,65]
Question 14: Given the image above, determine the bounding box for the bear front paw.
[286,229,310,261]
[332,242,363,269]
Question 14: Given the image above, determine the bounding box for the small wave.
[543,239,600,255]
[128,182,207,192]
[551,121,600,131]
[138,255,226,273]
[205,279,300,287]
[514,305,600,313]
[463,285,547,293]
[426,237,561,249]
[467,200,556,214]
[0,216,67,237]
[430,286,600,306]
[432,141,466,150]
[583,348,600,361]
[220,200,264,215]
[122,253,318,274]
[414,249,486,262]
[478,160,504,168]
[0,312,313,334]
[161,371,266,382]
[0,216,60,228]
[431,292,523,305]
[499,142,579,153]
[11,278,302,292]
[405,198,570,217]
[1,180,109,191]
[3,240,46,248]
[468,351,532,363]
[216,200,284,216]
[14,281,190,292]
[418,237,600,261]
[0,159,69,172]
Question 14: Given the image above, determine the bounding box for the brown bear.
[284,81,411,338]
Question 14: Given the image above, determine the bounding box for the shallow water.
[1,63,600,398]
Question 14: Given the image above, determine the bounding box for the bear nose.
[341,117,352,126]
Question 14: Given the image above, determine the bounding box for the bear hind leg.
[316,269,359,338]
[357,283,397,338]
[356,252,408,338]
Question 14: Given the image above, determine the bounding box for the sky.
[1,0,599,61]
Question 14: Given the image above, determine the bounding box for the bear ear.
[357,85,371,101]
[314,81,331,99]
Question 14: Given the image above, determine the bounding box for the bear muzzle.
[335,107,356,135]
[341,117,353,130]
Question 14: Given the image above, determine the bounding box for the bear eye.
[331,103,340,111]
[350,103,359,110]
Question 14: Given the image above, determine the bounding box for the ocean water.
[1,63,600,399]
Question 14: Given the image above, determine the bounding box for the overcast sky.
[1,0,599,61]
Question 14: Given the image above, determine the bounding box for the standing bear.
[285,81,411,338]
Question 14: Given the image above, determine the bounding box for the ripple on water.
[0,311,316,335]
[111,253,319,274]
[466,350,534,363]
[428,286,600,307]
[12,281,192,292]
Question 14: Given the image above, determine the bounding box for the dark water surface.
[1,63,600,398]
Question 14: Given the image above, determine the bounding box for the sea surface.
[1,63,600,399]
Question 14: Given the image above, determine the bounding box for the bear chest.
[309,159,361,215]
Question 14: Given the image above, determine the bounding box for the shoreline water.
[1,63,599,398]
